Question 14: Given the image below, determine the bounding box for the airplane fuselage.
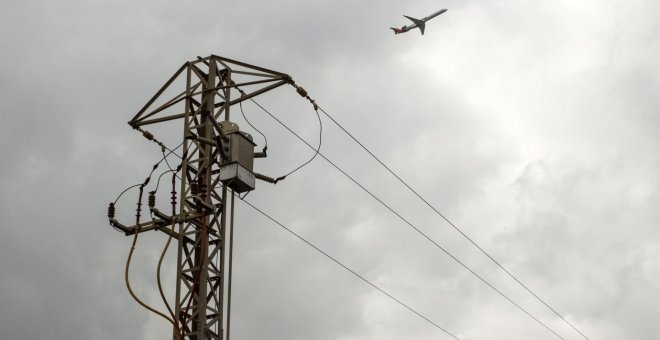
[391,9,447,35]
[423,9,448,22]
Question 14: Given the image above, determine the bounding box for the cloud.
[0,0,658,339]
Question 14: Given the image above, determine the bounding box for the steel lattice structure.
[114,55,290,339]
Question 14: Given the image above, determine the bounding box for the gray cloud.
[1,0,658,339]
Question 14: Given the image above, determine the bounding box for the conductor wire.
[252,99,565,339]
[240,101,268,150]
[248,98,322,180]
[154,172,180,335]
[233,81,321,181]
[313,103,589,339]
[238,196,460,340]
[281,104,322,178]
[125,185,176,327]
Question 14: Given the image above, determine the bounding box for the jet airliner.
[391,9,447,35]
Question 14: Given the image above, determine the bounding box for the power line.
[251,99,565,339]
[313,104,590,340]
[240,101,268,149]
[278,101,323,179]
[238,196,461,340]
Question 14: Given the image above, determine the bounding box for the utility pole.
[109,55,291,339]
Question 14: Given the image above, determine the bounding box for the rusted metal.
[117,55,289,340]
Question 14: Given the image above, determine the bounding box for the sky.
[0,0,658,339]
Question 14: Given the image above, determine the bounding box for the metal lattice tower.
[112,55,291,339]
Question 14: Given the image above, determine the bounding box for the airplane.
[390,9,447,35]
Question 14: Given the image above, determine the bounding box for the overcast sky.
[1,0,658,339]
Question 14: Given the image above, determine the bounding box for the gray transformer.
[218,121,256,193]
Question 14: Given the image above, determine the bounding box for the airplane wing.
[403,15,426,35]
[404,15,424,25]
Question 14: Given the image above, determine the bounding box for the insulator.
[171,190,177,206]
[142,130,154,141]
[296,86,308,98]
[190,182,199,195]
[108,202,115,219]
[148,191,156,208]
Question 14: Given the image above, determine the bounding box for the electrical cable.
[161,147,182,181]
[154,172,180,335]
[240,101,268,150]
[232,80,321,182]
[110,140,184,225]
[111,137,186,332]
[251,99,565,339]
[238,195,460,340]
[111,141,183,206]
[154,169,176,193]
[113,183,141,205]
[312,103,589,340]
[248,98,322,181]
[281,104,322,178]
[124,184,177,327]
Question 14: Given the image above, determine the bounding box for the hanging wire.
[113,183,142,205]
[250,96,566,340]
[109,140,184,223]
[279,104,322,178]
[154,169,176,193]
[311,101,590,339]
[233,81,321,182]
[240,101,268,150]
[238,195,461,340]
[245,98,322,182]
[124,184,177,327]
[155,171,180,335]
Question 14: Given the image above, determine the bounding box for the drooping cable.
[124,184,176,327]
[109,140,184,228]
[284,104,322,178]
[240,101,268,150]
[249,98,322,180]
[232,80,321,182]
[312,103,589,340]
[154,169,176,193]
[154,171,181,335]
[238,195,460,340]
[161,147,182,182]
[251,99,565,339]
[113,183,141,205]
[111,141,183,207]
[111,136,186,330]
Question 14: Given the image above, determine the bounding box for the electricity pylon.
[110,55,291,339]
